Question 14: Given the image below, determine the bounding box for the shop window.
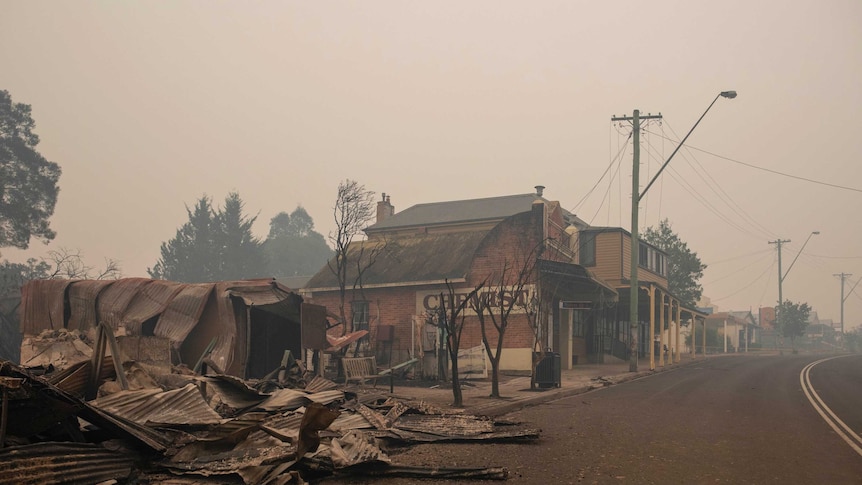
[638,242,668,277]
[572,310,586,338]
[579,235,596,266]
[351,300,370,331]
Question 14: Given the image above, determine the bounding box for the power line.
[711,257,776,302]
[640,130,772,241]
[660,121,778,240]
[572,131,632,214]
[643,131,862,194]
[708,248,773,265]
[704,251,774,285]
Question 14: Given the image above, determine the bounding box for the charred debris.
[0,329,538,484]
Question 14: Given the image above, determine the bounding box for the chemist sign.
[416,285,536,316]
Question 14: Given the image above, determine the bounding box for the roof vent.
[535,185,545,197]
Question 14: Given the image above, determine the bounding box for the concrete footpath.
[358,354,707,417]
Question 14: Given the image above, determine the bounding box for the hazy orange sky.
[2,1,860,328]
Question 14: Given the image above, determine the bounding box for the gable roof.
[727,310,757,325]
[304,230,489,290]
[366,193,545,233]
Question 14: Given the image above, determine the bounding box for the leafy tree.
[216,193,267,280]
[263,206,333,278]
[844,328,861,353]
[149,193,267,282]
[642,219,706,307]
[776,299,811,351]
[0,90,61,249]
[268,206,314,239]
[685,325,732,353]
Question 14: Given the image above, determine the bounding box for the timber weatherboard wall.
[581,228,669,288]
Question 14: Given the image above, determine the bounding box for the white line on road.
[800,355,862,457]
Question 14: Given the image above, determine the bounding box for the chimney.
[376,193,394,223]
[535,185,545,197]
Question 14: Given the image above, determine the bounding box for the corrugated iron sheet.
[394,414,495,436]
[330,412,374,431]
[256,388,344,412]
[165,429,295,477]
[327,430,391,469]
[211,281,242,376]
[21,277,304,380]
[19,279,74,335]
[90,383,223,426]
[222,279,296,307]
[1,360,171,452]
[122,280,184,334]
[0,442,133,485]
[96,278,151,329]
[67,280,115,332]
[205,374,266,410]
[304,375,339,393]
[154,283,214,347]
[48,355,116,398]
[260,410,304,441]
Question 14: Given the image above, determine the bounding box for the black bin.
[534,352,561,388]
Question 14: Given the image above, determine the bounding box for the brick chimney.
[376,193,394,223]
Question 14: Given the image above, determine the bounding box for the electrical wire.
[660,120,777,240]
[643,124,775,241]
[639,134,759,238]
[704,251,775,285]
[572,131,632,214]
[644,131,862,194]
[711,257,776,302]
[708,248,773,265]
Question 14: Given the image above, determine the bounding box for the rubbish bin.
[534,352,561,388]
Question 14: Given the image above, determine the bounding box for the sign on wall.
[416,285,536,316]
[560,301,592,310]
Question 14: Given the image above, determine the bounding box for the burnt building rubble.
[1,278,540,484]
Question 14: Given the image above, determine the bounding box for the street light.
[619,90,737,372]
[782,231,820,285]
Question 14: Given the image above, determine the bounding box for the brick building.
[303,187,618,374]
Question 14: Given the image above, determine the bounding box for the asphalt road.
[334,353,862,484]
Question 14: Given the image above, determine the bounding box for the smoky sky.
[1,1,860,326]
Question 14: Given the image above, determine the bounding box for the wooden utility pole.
[611,91,734,372]
[834,272,854,334]
[611,110,661,372]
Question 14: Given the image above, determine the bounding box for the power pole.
[768,239,790,308]
[612,110,661,372]
[610,91,735,372]
[834,273,853,334]
[768,239,789,348]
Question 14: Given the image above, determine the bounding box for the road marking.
[800,355,862,457]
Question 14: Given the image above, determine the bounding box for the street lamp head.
[720,90,737,99]
[812,231,820,235]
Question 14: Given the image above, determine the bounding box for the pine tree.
[149,193,267,282]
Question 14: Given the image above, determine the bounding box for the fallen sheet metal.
[1,356,535,483]
[165,429,296,480]
[296,403,340,459]
[205,374,267,412]
[327,429,390,468]
[394,413,496,436]
[0,441,134,485]
[90,383,224,426]
[257,388,345,412]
